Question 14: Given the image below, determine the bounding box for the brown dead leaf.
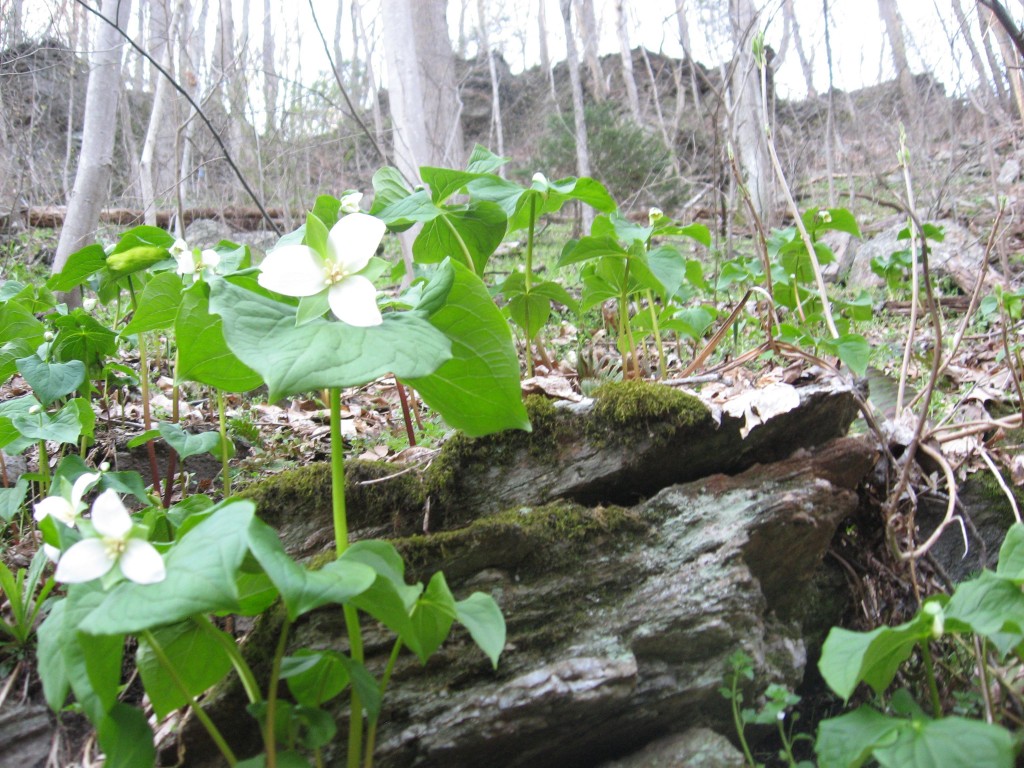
[521,375,583,402]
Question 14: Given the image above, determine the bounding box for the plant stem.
[127,277,162,491]
[329,388,349,554]
[920,641,943,719]
[395,381,417,447]
[731,674,756,768]
[363,639,403,767]
[192,615,262,705]
[329,387,366,767]
[264,619,291,768]
[36,440,50,496]
[217,389,232,496]
[142,629,237,766]
[524,196,537,377]
[439,216,476,272]
[645,289,665,379]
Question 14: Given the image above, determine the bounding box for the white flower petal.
[327,276,382,327]
[258,245,328,297]
[120,539,166,584]
[326,213,385,274]
[90,490,133,538]
[175,251,197,275]
[201,249,221,270]
[34,496,77,526]
[54,539,115,583]
[43,544,62,563]
[339,191,363,214]
[169,238,190,258]
[70,472,101,508]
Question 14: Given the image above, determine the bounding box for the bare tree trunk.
[413,0,465,167]
[476,0,506,166]
[538,0,557,100]
[560,0,593,233]
[263,0,277,134]
[52,0,132,294]
[783,0,816,97]
[951,0,999,108]
[574,0,605,101]
[674,0,702,111]
[353,0,385,148]
[988,6,1024,120]
[877,0,918,110]
[614,0,641,122]
[140,0,177,226]
[978,2,1012,107]
[729,0,773,220]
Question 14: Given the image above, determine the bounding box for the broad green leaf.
[175,283,263,392]
[343,540,423,655]
[421,166,490,203]
[507,291,552,339]
[944,570,1024,654]
[281,649,350,707]
[455,591,506,669]
[413,201,507,276]
[157,422,223,461]
[802,207,861,239]
[821,333,870,376]
[996,522,1024,579]
[0,300,46,380]
[898,222,945,243]
[97,703,156,768]
[305,212,330,256]
[109,224,176,252]
[16,356,86,406]
[818,619,928,700]
[815,706,904,768]
[79,500,255,634]
[375,189,440,228]
[12,398,83,445]
[674,306,716,340]
[46,244,108,292]
[647,245,686,301]
[136,621,233,718]
[410,571,457,662]
[557,235,629,267]
[467,175,528,219]
[873,716,1014,768]
[36,598,72,711]
[209,279,451,401]
[247,518,375,621]
[311,195,342,229]
[655,221,712,246]
[369,166,414,213]
[120,272,184,335]
[465,144,508,174]
[66,584,124,723]
[52,309,118,371]
[336,654,382,721]
[0,477,29,522]
[406,259,530,436]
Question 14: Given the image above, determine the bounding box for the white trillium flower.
[33,471,101,527]
[339,191,363,214]
[532,172,548,187]
[257,212,385,327]
[168,238,190,259]
[54,490,166,585]
[176,247,221,280]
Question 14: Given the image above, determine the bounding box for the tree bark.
[140,0,177,227]
[783,0,816,97]
[951,0,1000,109]
[538,0,557,100]
[877,0,918,110]
[560,0,594,233]
[574,0,605,100]
[52,0,132,293]
[614,0,641,122]
[728,0,773,219]
[262,0,277,134]
[477,0,506,166]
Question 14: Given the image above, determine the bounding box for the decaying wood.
[21,205,288,231]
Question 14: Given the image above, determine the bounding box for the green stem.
[439,216,475,272]
[645,289,664,379]
[329,388,349,555]
[363,639,403,767]
[192,615,262,706]
[264,619,291,768]
[128,278,161,491]
[330,388,366,767]
[732,675,756,767]
[921,641,943,719]
[523,197,537,378]
[217,389,232,497]
[37,440,51,496]
[142,629,237,766]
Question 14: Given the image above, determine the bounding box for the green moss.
[397,500,644,582]
[591,379,709,429]
[241,459,426,535]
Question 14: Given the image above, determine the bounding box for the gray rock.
[998,157,1021,186]
[598,728,745,768]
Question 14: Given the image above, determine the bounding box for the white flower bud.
[339,191,364,214]
[532,172,548,187]
[43,331,54,342]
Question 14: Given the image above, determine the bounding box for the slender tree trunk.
[784,0,816,97]
[877,0,917,110]
[538,0,557,100]
[988,6,1024,120]
[574,0,605,101]
[951,0,999,108]
[476,0,506,166]
[52,0,132,294]
[412,0,465,167]
[140,0,177,226]
[560,0,593,233]
[353,0,385,148]
[263,0,277,134]
[729,0,773,220]
[615,0,641,122]
[675,0,702,112]
[978,2,1012,107]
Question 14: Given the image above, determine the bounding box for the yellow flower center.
[104,537,126,559]
[324,262,349,286]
